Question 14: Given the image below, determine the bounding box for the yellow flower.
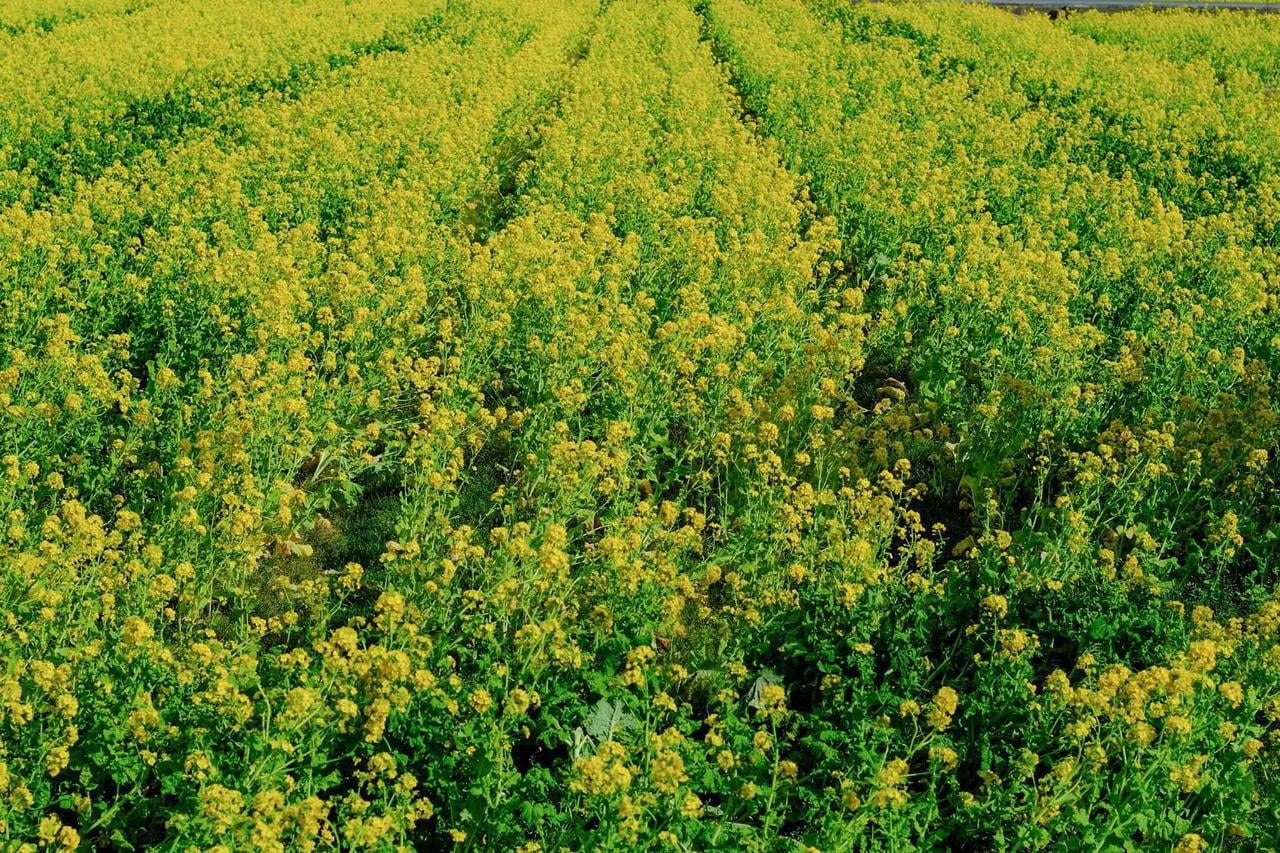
[1218,681,1243,708]
[753,730,772,754]
[927,686,960,731]
[930,746,958,769]
[980,594,1008,620]
[1173,833,1209,853]
[651,749,687,794]
[121,617,153,647]
[571,741,632,797]
[467,689,494,715]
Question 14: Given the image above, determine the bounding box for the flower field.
[1,0,1278,849]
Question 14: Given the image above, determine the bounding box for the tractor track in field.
[0,1,159,37]
[460,1,609,240]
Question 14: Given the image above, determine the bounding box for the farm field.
[1,0,1279,849]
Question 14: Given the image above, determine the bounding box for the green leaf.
[584,698,638,742]
[748,668,783,710]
